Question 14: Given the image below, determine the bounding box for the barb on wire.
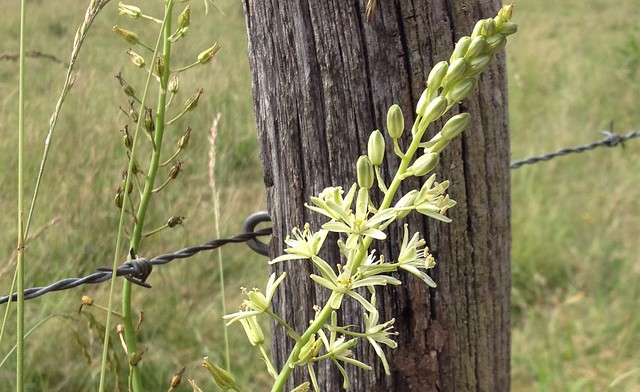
[0,228,272,305]
[511,124,640,169]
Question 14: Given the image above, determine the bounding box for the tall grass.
[0,0,638,390]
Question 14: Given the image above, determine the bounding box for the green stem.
[121,3,174,390]
[16,1,27,390]
[271,112,437,391]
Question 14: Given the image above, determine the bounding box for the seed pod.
[167,216,184,228]
[184,88,204,112]
[114,188,124,208]
[144,109,155,134]
[203,357,237,390]
[386,104,404,139]
[356,155,374,189]
[168,161,182,180]
[118,3,142,18]
[177,5,190,29]
[170,367,185,389]
[367,130,385,166]
[177,127,191,150]
[197,43,221,65]
[168,75,179,94]
[127,49,145,68]
[112,25,139,45]
[121,126,133,150]
[153,56,165,78]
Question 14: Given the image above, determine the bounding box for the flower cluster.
[224,4,517,391]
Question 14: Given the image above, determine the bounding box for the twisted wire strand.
[510,129,640,169]
[0,228,271,305]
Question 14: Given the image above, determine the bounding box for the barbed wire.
[0,228,271,305]
[3,127,638,305]
[511,126,640,169]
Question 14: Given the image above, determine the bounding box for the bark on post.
[243,0,510,390]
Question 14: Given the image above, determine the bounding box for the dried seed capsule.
[118,3,142,18]
[112,25,139,45]
[184,88,204,112]
[177,127,191,150]
[127,49,145,68]
[202,357,237,390]
[168,75,179,94]
[198,43,221,65]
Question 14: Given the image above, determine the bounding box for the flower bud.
[440,112,471,140]
[202,357,237,390]
[356,155,374,189]
[497,3,514,22]
[177,126,191,150]
[118,3,142,18]
[482,18,497,36]
[394,190,418,219]
[465,54,492,77]
[197,43,221,65]
[485,34,507,54]
[415,89,430,117]
[498,21,517,36]
[184,88,204,112]
[443,57,468,86]
[112,25,139,45]
[409,153,439,177]
[428,138,451,154]
[419,96,447,124]
[426,61,448,90]
[445,78,475,104]
[386,104,404,139]
[126,49,145,68]
[465,36,486,59]
[168,75,179,94]
[450,36,471,63]
[367,130,385,166]
[471,19,487,39]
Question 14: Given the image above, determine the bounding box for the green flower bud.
[126,49,145,68]
[184,88,204,112]
[357,155,374,189]
[482,18,497,36]
[168,75,179,94]
[386,104,404,139]
[498,21,517,36]
[426,61,449,90]
[409,153,439,177]
[177,5,190,29]
[415,89,430,117]
[118,2,141,18]
[367,130,385,166]
[471,19,487,39]
[485,34,507,54]
[440,112,471,140]
[445,78,475,104]
[394,190,418,219]
[112,25,139,45]
[450,36,471,63]
[465,54,492,77]
[428,138,451,154]
[202,357,237,390]
[197,43,221,65]
[464,36,486,59]
[177,126,191,150]
[443,57,468,86]
[420,96,447,124]
[497,3,514,22]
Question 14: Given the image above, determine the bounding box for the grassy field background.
[0,0,638,390]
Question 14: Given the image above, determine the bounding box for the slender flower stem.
[121,2,174,390]
[15,1,27,390]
